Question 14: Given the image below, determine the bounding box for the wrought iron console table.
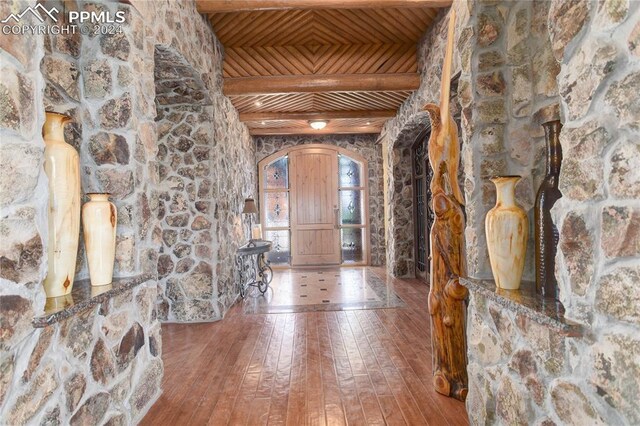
[236,240,273,298]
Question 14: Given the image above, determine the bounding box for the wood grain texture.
[223,74,420,95]
[197,0,452,13]
[290,149,340,265]
[230,91,412,114]
[42,112,80,298]
[239,109,396,122]
[424,10,468,401]
[141,267,469,425]
[209,9,438,47]
[206,7,440,134]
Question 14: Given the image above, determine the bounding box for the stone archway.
[386,111,431,278]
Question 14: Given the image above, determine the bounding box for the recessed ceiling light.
[309,120,328,130]
[366,121,371,125]
[260,121,265,125]
[255,101,262,106]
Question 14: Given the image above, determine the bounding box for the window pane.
[265,192,289,227]
[339,155,362,187]
[264,156,288,189]
[341,228,364,263]
[265,230,290,265]
[339,189,363,225]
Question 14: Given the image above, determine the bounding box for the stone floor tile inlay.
[242,267,405,314]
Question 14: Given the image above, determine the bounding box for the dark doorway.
[412,126,433,281]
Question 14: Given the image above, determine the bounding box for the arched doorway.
[412,126,434,280]
[258,144,370,267]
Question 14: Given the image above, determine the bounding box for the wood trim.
[240,110,396,121]
[223,73,420,95]
[250,126,381,135]
[197,0,452,13]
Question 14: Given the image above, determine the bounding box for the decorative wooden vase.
[486,176,528,290]
[82,193,117,286]
[43,112,81,298]
[535,120,563,299]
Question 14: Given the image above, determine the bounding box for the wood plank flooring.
[141,267,469,426]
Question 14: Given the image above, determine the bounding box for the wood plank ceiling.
[196,1,451,135]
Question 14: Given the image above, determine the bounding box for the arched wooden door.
[258,144,370,267]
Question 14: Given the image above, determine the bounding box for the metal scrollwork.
[236,241,273,297]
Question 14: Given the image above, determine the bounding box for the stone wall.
[152,46,217,323]
[381,0,560,279]
[40,1,158,281]
[143,3,256,322]
[254,134,385,266]
[550,0,640,422]
[1,281,161,425]
[465,0,640,424]
[0,0,51,420]
[465,289,620,425]
[1,0,163,422]
[380,3,471,277]
[464,0,560,281]
[1,0,256,422]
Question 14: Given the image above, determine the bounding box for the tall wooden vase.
[43,112,81,298]
[82,193,117,286]
[535,120,563,299]
[485,176,528,290]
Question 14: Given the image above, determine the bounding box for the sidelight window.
[338,155,365,264]
[262,155,291,265]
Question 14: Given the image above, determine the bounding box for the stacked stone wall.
[0,0,51,420]
[1,282,161,425]
[1,0,163,422]
[1,0,256,423]
[380,3,471,277]
[550,0,640,422]
[463,0,640,424]
[136,0,256,322]
[254,134,385,266]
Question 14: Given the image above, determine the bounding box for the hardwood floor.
[141,267,469,425]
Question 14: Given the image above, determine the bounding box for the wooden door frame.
[258,144,371,267]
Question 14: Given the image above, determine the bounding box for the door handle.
[334,206,340,229]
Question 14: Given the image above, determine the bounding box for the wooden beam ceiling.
[223,74,420,96]
[204,7,443,135]
[250,126,382,136]
[239,110,396,121]
[196,0,452,13]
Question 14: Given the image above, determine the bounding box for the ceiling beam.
[224,74,420,96]
[250,125,382,135]
[240,110,396,121]
[196,0,452,13]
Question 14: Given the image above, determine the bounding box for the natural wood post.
[424,9,468,401]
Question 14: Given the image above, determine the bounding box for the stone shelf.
[33,274,153,328]
[461,277,583,336]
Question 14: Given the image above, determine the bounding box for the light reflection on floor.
[242,267,405,314]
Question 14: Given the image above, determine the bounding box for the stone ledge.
[461,277,583,336]
[33,274,154,328]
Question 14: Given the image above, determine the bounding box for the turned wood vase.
[82,193,117,286]
[43,112,81,298]
[485,176,528,290]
